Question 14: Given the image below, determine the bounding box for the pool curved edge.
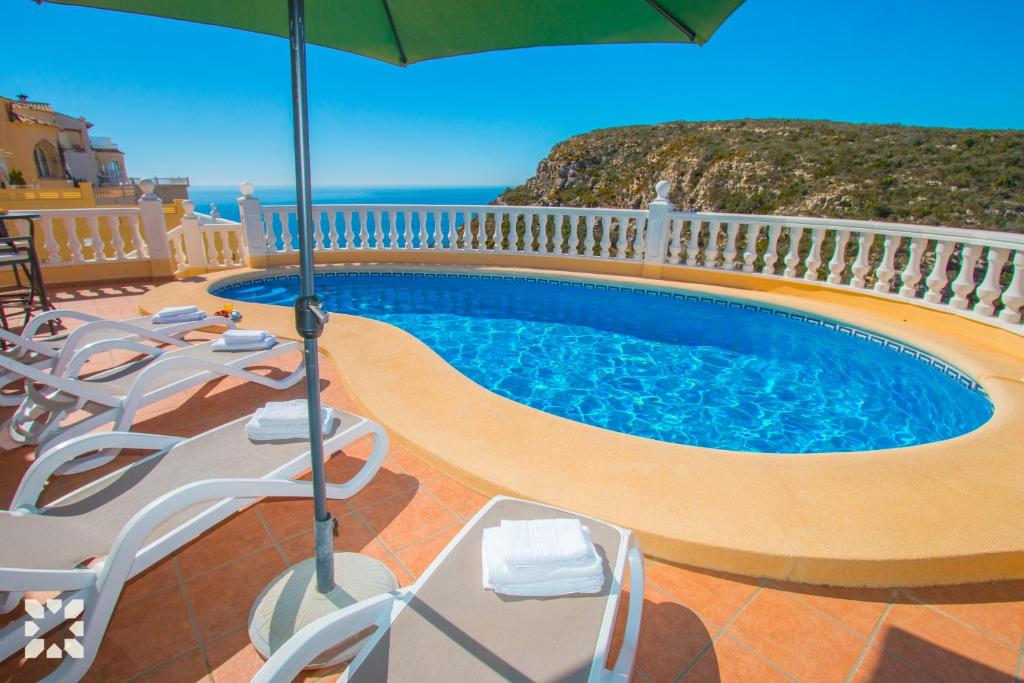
[142,265,1024,587]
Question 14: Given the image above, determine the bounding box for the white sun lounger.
[0,411,388,682]
[1,338,304,473]
[0,309,234,406]
[254,496,645,683]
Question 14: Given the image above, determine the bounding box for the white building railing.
[236,180,1024,330]
[6,178,1023,332]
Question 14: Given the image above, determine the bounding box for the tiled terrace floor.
[1,281,1023,682]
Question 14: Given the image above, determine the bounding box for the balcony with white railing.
[6,178,1023,331]
[234,181,1023,330]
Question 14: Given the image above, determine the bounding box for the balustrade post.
[949,244,981,310]
[237,182,268,267]
[176,201,209,277]
[998,251,1024,324]
[642,180,672,277]
[137,179,174,279]
[973,247,1009,317]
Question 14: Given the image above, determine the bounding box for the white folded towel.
[153,308,207,324]
[482,525,604,597]
[220,329,270,346]
[500,518,591,568]
[245,399,335,441]
[212,331,276,351]
[157,305,199,317]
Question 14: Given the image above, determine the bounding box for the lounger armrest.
[607,534,645,682]
[0,353,121,406]
[21,309,101,337]
[322,417,389,500]
[0,327,59,359]
[52,320,191,375]
[11,432,183,510]
[60,339,167,379]
[97,478,346,594]
[251,592,397,683]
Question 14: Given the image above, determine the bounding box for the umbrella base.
[248,552,398,669]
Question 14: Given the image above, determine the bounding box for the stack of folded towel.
[153,305,207,324]
[211,329,277,351]
[481,518,605,597]
[245,399,335,441]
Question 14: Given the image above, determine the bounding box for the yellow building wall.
[0,115,64,187]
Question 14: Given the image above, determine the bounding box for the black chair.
[0,213,54,335]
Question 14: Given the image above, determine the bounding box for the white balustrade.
[873,235,902,293]
[782,225,805,278]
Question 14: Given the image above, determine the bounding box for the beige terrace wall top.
[141,261,1024,587]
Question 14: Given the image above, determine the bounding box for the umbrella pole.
[287,0,334,594]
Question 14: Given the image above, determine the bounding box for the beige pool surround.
[142,262,1024,588]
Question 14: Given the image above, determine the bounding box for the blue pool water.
[218,272,993,453]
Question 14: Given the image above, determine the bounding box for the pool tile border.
[214,269,984,394]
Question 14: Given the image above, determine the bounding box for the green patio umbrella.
[40,0,743,665]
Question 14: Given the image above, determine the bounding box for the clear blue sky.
[4,1,1022,187]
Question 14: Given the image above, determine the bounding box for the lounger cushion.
[0,414,356,571]
[350,498,623,683]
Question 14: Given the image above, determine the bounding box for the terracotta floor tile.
[850,646,939,683]
[900,584,1024,652]
[357,486,460,551]
[726,588,865,683]
[128,647,211,683]
[86,584,199,682]
[183,546,288,642]
[634,584,715,683]
[176,508,275,579]
[342,459,420,511]
[205,627,266,683]
[277,513,385,564]
[423,475,489,521]
[395,525,461,578]
[682,634,793,682]
[646,561,759,628]
[768,582,894,638]
[388,447,440,482]
[257,497,352,543]
[121,557,180,605]
[877,602,1019,681]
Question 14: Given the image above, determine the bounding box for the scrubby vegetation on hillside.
[498,119,1024,232]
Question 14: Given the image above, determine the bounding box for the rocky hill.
[498,119,1024,232]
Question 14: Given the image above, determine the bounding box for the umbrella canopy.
[35,0,743,666]
[45,0,742,65]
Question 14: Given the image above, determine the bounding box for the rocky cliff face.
[498,119,1024,232]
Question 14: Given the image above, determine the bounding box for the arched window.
[33,141,59,178]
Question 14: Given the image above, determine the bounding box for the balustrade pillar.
[782,226,805,278]
[827,230,851,284]
[949,244,981,309]
[998,251,1024,323]
[873,235,901,293]
[642,181,672,275]
[802,228,826,281]
[237,182,268,267]
[850,232,875,288]
[924,241,954,303]
[898,238,927,298]
[137,179,174,279]
[973,247,1009,317]
[176,201,209,277]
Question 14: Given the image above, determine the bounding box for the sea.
[187,186,507,223]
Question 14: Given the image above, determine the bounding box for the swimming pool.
[218,271,993,453]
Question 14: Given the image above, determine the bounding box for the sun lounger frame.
[253,495,645,683]
[0,412,388,682]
